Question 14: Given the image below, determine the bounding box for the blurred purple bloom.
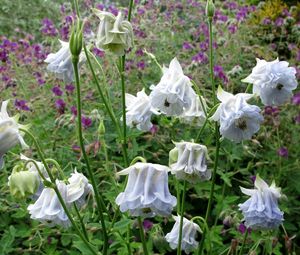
[137,61,146,70]
[92,47,105,58]
[55,99,66,113]
[95,3,105,10]
[238,223,251,234]
[275,18,284,27]
[182,42,193,50]
[250,175,256,183]
[71,106,77,116]
[228,24,237,34]
[277,147,288,158]
[135,49,144,57]
[213,65,228,83]
[263,18,272,25]
[264,106,279,116]
[150,124,158,135]
[41,18,58,37]
[143,219,153,231]
[292,92,300,105]
[52,86,63,96]
[81,116,92,129]
[192,52,208,64]
[65,84,75,94]
[15,99,30,111]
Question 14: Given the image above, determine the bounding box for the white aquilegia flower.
[242,58,298,106]
[115,162,177,217]
[165,215,201,254]
[179,95,207,126]
[210,87,263,143]
[124,89,159,131]
[239,175,284,229]
[27,180,70,227]
[94,10,134,56]
[0,100,28,169]
[67,170,93,207]
[169,141,211,183]
[44,40,85,83]
[150,58,196,116]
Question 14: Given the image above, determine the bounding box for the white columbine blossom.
[150,58,196,116]
[242,58,298,106]
[115,162,177,217]
[125,89,159,131]
[27,180,70,227]
[169,141,211,183]
[210,87,263,143]
[180,94,207,126]
[0,100,28,169]
[165,215,201,254]
[239,175,284,229]
[94,10,134,56]
[44,40,85,83]
[67,170,93,207]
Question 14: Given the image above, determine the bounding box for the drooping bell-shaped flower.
[150,58,196,116]
[165,215,201,254]
[44,40,85,83]
[66,170,93,207]
[242,58,298,106]
[239,175,284,229]
[124,89,160,131]
[8,164,40,199]
[179,94,207,126]
[169,141,211,183]
[94,10,134,56]
[115,162,177,217]
[210,87,263,143]
[27,180,70,227]
[0,100,28,169]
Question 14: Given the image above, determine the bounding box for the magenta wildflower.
[213,65,228,84]
[292,92,300,105]
[71,106,77,116]
[92,47,105,58]
[55,99,66,114]
[52,86,63,96]
[41,18,58,37]
[65,84,75,94]
[264,106,279,116]
[81,116,92,129]
[143,219,153,231]
[15,99,30,111]
[275,18,284,27]
[150,124,158,135]
[137,61,146,70]
[277,147,288,158]
[238,223,251,234]
[182,42,193,50]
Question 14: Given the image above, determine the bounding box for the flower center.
[235,118,247,130]
[276,84,283,90]
[164,99,170,107]
[142,207,152,213]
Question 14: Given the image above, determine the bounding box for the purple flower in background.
[150,124,158,135]
[292,92,300,105]
[71,106,77,116]
[137,7,145,15]
[238,223,251,234]
[81,116,92,129]
[192,52,208,64]
[182,42,193,50]
[15,99,30,111]
[275,18,284,27]
[199,41,208,51]
[250,175,256,183]
[52,86,63,96]
[262,18,272,25]
[55,99,66,114]
[92,47,105,58]
[277,147,288,158]
[135,49,144,57]
[213,65,228,84]
[143,219,153,231]
[264,106,279,116]
[137,60,146,70]
[95,3,104,10]
[108,5,118,16]
[41,18,58,37]
[65,84,75,94]
[228,24,237,34]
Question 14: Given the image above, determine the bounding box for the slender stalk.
[74,203,89,241]
[127,0,134,22]
[19,129,97,255]
[177,180,187,255]
[239,230,249,255]
[72,58,108,255]
[138,217,149,255]
[198,16,221,255]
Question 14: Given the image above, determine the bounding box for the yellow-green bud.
[205,0,215,18]
[8,168,39,199]
[169,147,178,166]
[70,19,84,58]
[98,120,106,136]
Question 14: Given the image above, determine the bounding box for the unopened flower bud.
[169,147,178,166]
[205,0,215,18]
[98,120,105,136]
[8,166,39,198]
[70,20,84,59]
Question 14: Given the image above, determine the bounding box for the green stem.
[177,180,187,255]
[73,0,80,18]
[72,58,108,255]
[74,203,89,241]
[19,129,97,255]
[127,0,134,22]
[138,217,149,255]
[198,16,221,255]
[239,230,249,255]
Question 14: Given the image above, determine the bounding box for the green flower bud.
[169,147,178,166]
[70,19,84,59]
[8,167,39,199]
[98,120,106,136]
[205,0,215,19]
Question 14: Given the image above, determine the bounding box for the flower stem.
[177,180,187,255]
[198,16,221,255]
[72,58,108,255]
[19,128,97,255]
[74,203,89,241]
[238,229,249,255]
[138,216,149,255]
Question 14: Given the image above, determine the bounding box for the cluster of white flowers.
[0,100,28,169]
[28,169,93,227]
